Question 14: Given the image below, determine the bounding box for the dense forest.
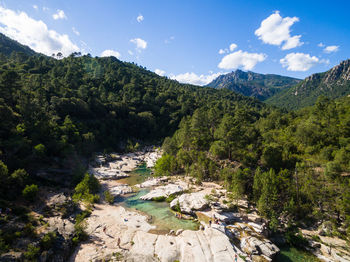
[157,95,350,236]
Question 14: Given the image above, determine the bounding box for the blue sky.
[0,0,349,85]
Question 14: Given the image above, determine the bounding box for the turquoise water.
[276,246,321,262]
[117,164,199,234]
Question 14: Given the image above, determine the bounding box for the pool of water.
[276,246,321,262]
[117,164,199,234]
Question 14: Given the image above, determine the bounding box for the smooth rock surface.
[109,184,133,196]
[140,184,184,200]
[170,192,208,214]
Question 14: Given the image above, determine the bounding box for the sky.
[0,0,349,85]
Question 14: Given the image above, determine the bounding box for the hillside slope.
[266,59,350,110]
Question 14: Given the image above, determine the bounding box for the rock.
[109,184,133,196]
[88,166,129,180]
[137,177,168,188]
[47,217,75,240]
[0,252,23,262]
[126,227,243,262]
[170,192,208,214]
[240,236,280,258]
[140,184,184,200]
[47,193,67,207]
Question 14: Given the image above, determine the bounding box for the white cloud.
[128,50,134,56]
[52,9,66,20]
[130,38,147,50]
[0,6,79,56]
[229,43,237,51]
[100,49,121,59]
[218,49,226,54]
[218,50,267,70]
[33,5,38,10]
[170,72,224,86]
[155,69,166,76]
[72,27,80,36]
[318,42,325,47]
[324,45,339,53]
[255,11,303,50]
[137,14,144,23]
[280,52,319,71]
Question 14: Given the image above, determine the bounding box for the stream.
[116,164,199,234]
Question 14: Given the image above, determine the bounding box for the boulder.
[47,217,75,240]
[109,184,133,196]
[170,192,208,214]
[0,252,23,262]
[140,184,184,200]
[240,236,280,258]
[137,177,168,188]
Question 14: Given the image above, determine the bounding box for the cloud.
[0,6,79,56]
[155,69,166,76]
[130,38,147,50]
[128,50,133,55]
[52,9,67,20]
[323,45,339,53]
[72,27,80,36]
[137,14,144,23]
[164,36,175,44]
[280,52,320,71]
[229,43,237,51]
[255,11,303,50]
[170,72,224,86]
[100,49,121,59]
[33,5,38,10]
[318,42,325,47]
[218,50,267,70]
[218,49,226,54]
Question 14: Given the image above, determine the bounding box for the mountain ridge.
[266,59,350,109]
[207,69,301,100]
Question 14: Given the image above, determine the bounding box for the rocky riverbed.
[69,149,349,262]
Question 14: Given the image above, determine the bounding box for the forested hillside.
[0,46,267,192]
[207,69,300,100]
[267,59,350,110]
[158,95,350,235]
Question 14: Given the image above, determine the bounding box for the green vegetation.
[104,190,115,204]
[207,69,300,100]
[72,173,100,204]
[267,60,350,110]
[22,184,39,202]
[160,95,350,238]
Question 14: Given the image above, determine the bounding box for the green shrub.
[104,190,114,204]
[33,143,46,158]
[22,184,38,202]
[72,173,100,204]
[24,244,40,260]
[152,196,166,202]
[23,223,36,238]
[166,194,177,203]
[41,231,57,250]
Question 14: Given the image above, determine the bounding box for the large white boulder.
[140,184,184,200]
[170,192,208,214]
[109,184,133,196]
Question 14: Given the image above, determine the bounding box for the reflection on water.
[117,164,199,233]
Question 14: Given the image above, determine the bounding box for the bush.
[22,184,39,202]
[72,173,100,203]
[104,190,114,204]
[33,143,46,158]
[24,244,40,260]
[41,231,57,250]
[152,196,166,202]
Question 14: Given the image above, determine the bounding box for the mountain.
[266,59,350,110]
[207,69,300,100]
[0,33,36,57]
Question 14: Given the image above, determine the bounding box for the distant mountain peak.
[207,70,300,101]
